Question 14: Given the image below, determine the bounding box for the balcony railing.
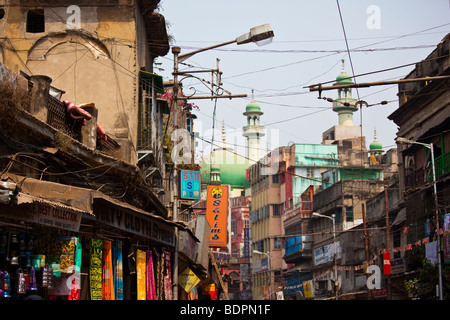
[404,150,450,190]
[283,201,313,222]
[435,150,450,178]
[284,235,312,258]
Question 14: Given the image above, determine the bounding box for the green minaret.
[242,90,265,163]
[333,59,358,126]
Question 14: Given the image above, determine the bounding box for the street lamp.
[312,212,338,300]
[177,24,274,63]
[253,250,271,300]
[396,137,443,300]
[169,25,274,300]
[172,24,274,101]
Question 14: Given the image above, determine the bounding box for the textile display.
[37,236,78,273]
[113,240,123,300]
[136,249,146,300]
[146,250,156,300]
[155,249,164,300]
[102,240,114,300]
[69,239,82,300]
[164,250,173,300]
[89,238,103,300]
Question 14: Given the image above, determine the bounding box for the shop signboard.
[314,241,341,266]
[263,286,269,300]
[178,229,198,262]
[6,198,83,232]
[303,280,315,299]
[31,202,82,232]
[206,185,229,247]
[391,258,405,275]
[180,170,201,200]
[244,228,250,257]
[96,201,175,247]
[179,267,200,293]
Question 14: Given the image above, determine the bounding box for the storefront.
[0,174,180,300]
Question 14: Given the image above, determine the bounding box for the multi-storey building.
[388,33,450,300]
[248,147,290,300]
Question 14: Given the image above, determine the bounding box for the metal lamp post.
[253,250,271,300]
[396,137,443,300]
[170,24,274,300]
[313,212,338,300]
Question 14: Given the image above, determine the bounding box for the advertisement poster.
[206,185,229,247]
[303,280,315,299]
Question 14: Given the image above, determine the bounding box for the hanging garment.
[89,239,103,300]
[154,249,164,300]
[102,240,114,300]
[136,250,146,300]
[113,240,123,300]
[163,250,173,300]
[69,238,82,300]
[146,250,156,300]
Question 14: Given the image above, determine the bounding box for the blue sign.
[180,170,201,199]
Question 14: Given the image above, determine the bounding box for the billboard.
[180,170,201,199]
[206,185,229,247]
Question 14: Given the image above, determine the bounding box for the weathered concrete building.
[388,33,450,299]
[0,0,169,166]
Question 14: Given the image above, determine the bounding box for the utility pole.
[385,185,392,300]
[362,203,372,300]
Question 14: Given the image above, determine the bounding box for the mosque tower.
[322,59,362,143]
[369,127,384,164]
[333,59,358,126]
[242,90,265,163]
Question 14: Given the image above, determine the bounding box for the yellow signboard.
[178,267,200,293]
[303,280,315,299]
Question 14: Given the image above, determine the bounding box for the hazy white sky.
[156,0,450,161]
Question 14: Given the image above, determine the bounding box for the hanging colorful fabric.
[69,238,82,300]
[146,250,156,300]
[163,250,173,300]
[102,240,114,300]
[89,239,103,300]
[154,249,164,300]
[113,240,123,300]
[136,249,146,300]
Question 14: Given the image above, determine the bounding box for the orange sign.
[206,185,229,247]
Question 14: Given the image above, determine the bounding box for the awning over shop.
[1,173,190,247]
[5,192,88,232]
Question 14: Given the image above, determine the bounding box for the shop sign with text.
[206,185,229,247]
[96,202,175,247]
[180,170,201,200]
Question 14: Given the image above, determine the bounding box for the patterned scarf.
[89,239,103,300]
[155,249,164,300]
[113,240,123,300]
[102,240,114,300]
[136,250,146,300]
[146,250,156,300]
[164,250,173,300]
